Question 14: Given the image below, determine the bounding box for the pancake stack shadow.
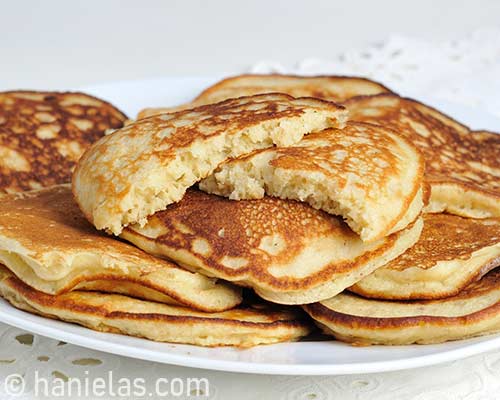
[0,75,499,348]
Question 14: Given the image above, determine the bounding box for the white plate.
[0,77,499,376]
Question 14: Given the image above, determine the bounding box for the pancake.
[73,93,347,235]
[304,269,500,345]
[137,74,392,118]
[351,214,500,299]
[121,189,423,305]
[201,122,424,242]
[0,266,310,347]
[345,94,500,218]
[0,91,127,194]
[0,185,241,312]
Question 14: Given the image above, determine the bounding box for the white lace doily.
[1,28,500,400]
[252,27,500,119]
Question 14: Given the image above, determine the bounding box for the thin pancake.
[122,189,423,305]
[137,74,392,118]
[351,214,500,299]
[345,94,500,218]
[201,122,424,242]
[304,269,500,345]
[0,266,310,348]
[0,185,241,312]
[73,93,347,235]
[0,91,127,194]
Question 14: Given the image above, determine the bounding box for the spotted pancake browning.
[345,94,500,218]
[351,214,500,299]
[201,122,424,242]
[137,74,392,118]
[0,266,311,348]
[304,269,500,345]
[122,189,423,304]
[0,91,127,194]
[73,93,347,235]
[0,185,242,312]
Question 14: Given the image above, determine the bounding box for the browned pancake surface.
[122,188,422,306]
[126,190,390,287]
[0,91,127,193]
[380,214,499,271]
[345,94,500,204]
[195,74,393,103]
[349,213,500,300]
[0,185,242,311]
[127,190,352,284]
[137,74,392,118]
[0,185,148,260]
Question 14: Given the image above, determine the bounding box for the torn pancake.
[201,122,424,242]
[0,266,310,347]
[345,94,500,218]
[122,190,423,305]
[0,185,241,312]
[351,214,500,299]
[137,74,392,118]
[73,93,347,235]
[0,91,127,194]
[304,269,500,345]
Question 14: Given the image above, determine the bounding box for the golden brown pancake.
[345,94,500,218]
[0,185,242,312]
[73,93,347,235]
[304,269,500,345]
[137,74,392,118]
[201,122,424,242]
[351,214,500,299]
[0,266,311,348]
[0,91,127,194]
[122,189,423,305]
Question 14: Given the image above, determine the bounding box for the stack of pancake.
[0,76,499,347]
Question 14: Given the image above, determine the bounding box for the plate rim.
[2,298,500,375]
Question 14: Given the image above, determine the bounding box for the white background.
[1,0,500,89]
